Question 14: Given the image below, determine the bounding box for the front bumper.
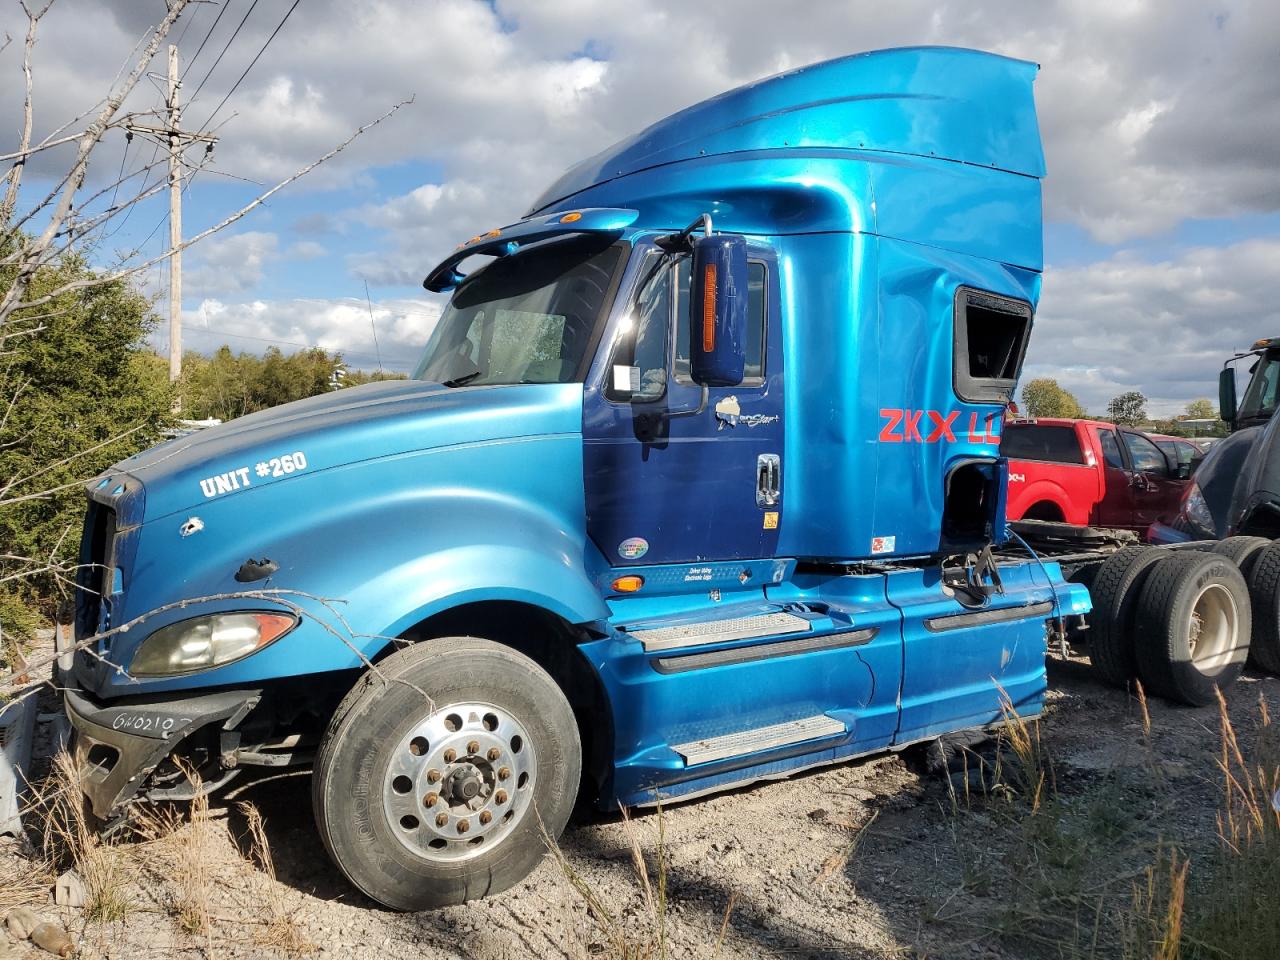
[65,685,260,819]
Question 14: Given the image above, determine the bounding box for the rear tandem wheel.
[1133,551,1250,707]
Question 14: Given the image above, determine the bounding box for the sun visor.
[423,207,639,292]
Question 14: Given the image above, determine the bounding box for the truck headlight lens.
[130,612,297,676]
[1182,482,1216,538]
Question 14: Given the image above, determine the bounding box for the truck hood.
[102,381,584,523]
[1179,415,1280,537]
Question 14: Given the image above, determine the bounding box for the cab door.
[1121,429,1182,528]
[1093,426,1136,527]
[582,241,784,566]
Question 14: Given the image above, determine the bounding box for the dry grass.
[546,803,712,960]
[29,751,134,922]
[171,764,213,936]
[237,800,315,954]
[815,809,879,884]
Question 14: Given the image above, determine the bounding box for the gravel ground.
[5,647,1279,959]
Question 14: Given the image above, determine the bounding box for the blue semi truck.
[64,47,1100,909]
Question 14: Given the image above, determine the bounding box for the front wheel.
[313,637,581,910]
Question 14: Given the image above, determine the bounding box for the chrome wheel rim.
[1187,583,1238,674]
[384,701,536,862]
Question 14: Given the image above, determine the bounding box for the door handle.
[757,453,780,507]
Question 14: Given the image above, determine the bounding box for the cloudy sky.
[4,0,1279,414]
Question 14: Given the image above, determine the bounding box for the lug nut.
[435,813,448,827]
[457,819,470,834]
[495,789,508,805]
[498,766,511,781]
[443,748,456,763]
[467,740,480,755]
[479,811,492,825]
[424,792,439,807]
[426,769,441,784]
[487,747,501,761]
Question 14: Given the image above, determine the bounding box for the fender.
[89,433,607,695]
[1007,479,1080,524]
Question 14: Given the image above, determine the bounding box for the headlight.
[130,612,298,676]
[1182,482,1216,538]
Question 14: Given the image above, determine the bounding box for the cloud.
[6,0,1279,415]
[175,296,444,373]
[1029,238,1280,415]
[184,231,280,297]
[6,0,1278,253]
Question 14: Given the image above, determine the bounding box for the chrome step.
[627,611,810,653]
[672,714,846,766]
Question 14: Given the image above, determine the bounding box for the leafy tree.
[1186,398,1217,420]
[1020,378,1087,418]
[180,347,405,421]
[341,369,407,388]
[1,250,173,635]
[1107,391,1148,426]
[1148,419,1191,437]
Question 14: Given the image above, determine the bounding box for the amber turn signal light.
[611,575,645,593]
[702,262,717,352]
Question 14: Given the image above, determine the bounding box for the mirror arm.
[655,213,715,253]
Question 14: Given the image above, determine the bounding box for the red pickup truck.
[1001,418,1192,532]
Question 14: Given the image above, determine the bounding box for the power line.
[181,0,234,80]
[363,278,384,375]
[186,0,260,108]
[172,1,201,50]
[200,0,301,129]
[107,132,132,211]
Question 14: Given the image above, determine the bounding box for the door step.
[627,611,811,653]
[672,714,846,766]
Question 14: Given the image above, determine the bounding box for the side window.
[606,257,670,402]
[675,258,767,382]
[953,288,1032,404]
[1123,432,1167,475]
[1097,430,1124,469]
[999,425,1084,464]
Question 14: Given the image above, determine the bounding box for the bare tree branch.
[0,422,148,502]
[0,0,191,325]
[7,97,414,317]
[0,1,53,226]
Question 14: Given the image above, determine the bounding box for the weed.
[178,789,212,933]
[545,803,681,960]
[31,751,133,923]
[238,801,315,954]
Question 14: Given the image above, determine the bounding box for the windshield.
[1238,351,1280,422]
[414,235,624,386]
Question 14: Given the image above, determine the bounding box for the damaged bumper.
[65,685,260,820]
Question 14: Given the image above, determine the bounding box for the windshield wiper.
[443,370,482,388]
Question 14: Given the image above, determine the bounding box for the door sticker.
[763,511,779,529]
[618,537,649,560]
[715,395,779,430]
[871,535,896,555]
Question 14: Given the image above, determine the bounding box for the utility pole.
[127,45,218,393]
[167,44,182,386]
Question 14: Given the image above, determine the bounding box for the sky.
[3,0,1279,415]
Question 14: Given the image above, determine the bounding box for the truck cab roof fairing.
[529,46,1043,216]
[423,207,639,292]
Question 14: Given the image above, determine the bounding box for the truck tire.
[1085,545,1166,689]
[312,637,581,910]
[1134,552,1250,706]
[1245,542,1280,675]
[1207,536,1272,578]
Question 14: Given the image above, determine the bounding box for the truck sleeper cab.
[65,46,1088,911]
